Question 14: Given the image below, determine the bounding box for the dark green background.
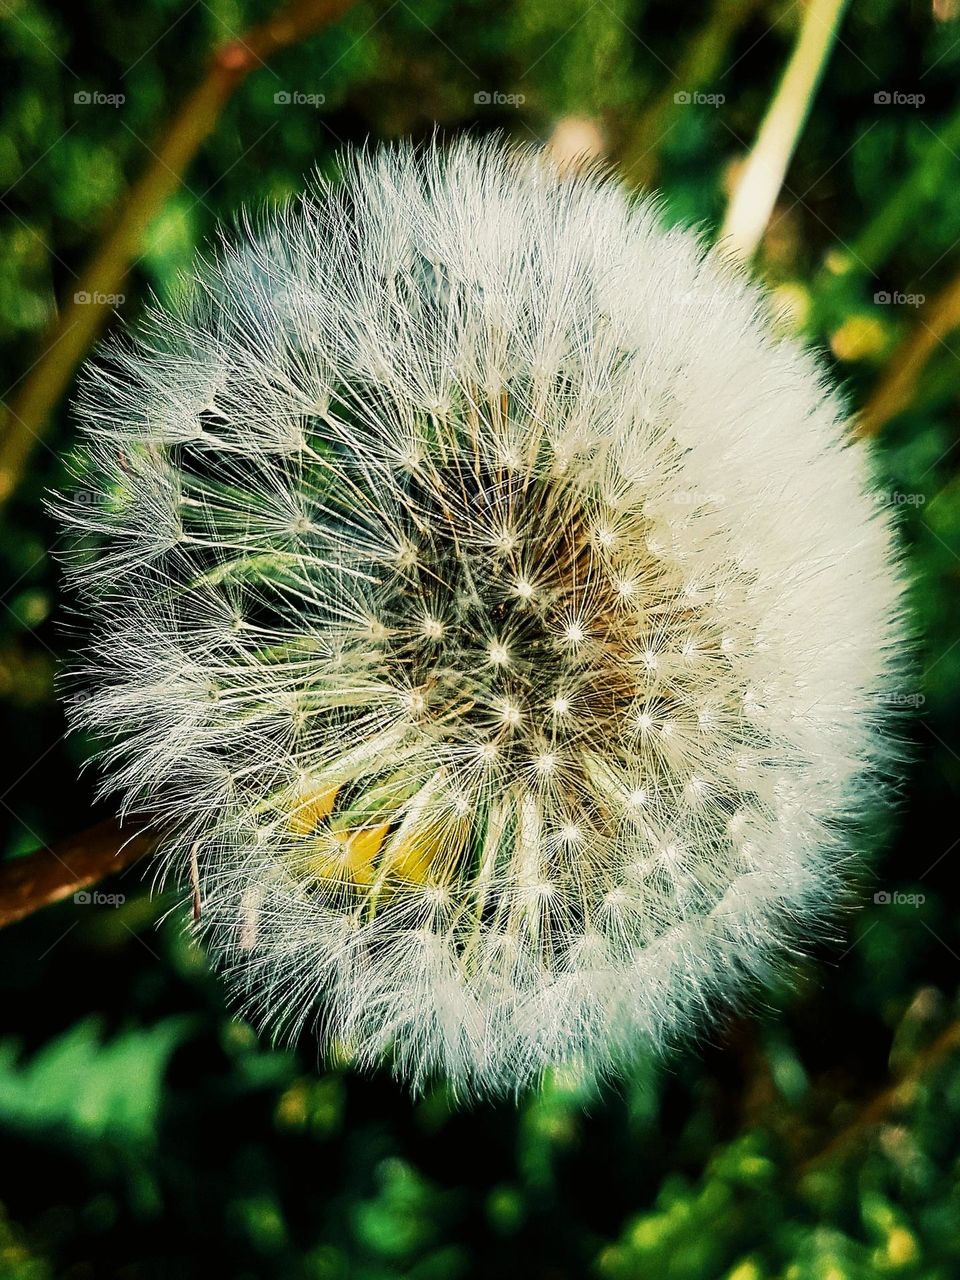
[1,1,959,1276]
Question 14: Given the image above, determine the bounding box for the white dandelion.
[57,139,904,1097]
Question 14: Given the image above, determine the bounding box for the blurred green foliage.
[2,0,960,1276]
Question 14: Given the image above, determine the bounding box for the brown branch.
[798,1016,960,1172]
[0,0,364,508]
[855,267,960,438]
[0,817,156,929]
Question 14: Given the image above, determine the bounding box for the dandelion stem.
[719,0,850,261]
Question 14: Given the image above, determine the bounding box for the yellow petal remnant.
[384,821,467,885]
[302,822,390,885]
[288,783,339,835]
[386,833,437,884]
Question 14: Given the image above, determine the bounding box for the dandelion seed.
[57,138,904,1098]
[499,700,522,727]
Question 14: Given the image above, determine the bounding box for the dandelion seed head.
[57,139,904,1097]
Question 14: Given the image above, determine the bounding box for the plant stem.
[719,0,850,261]
[856,265,960,436]
[797,1016,960,1172]
[0,818,155,929]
